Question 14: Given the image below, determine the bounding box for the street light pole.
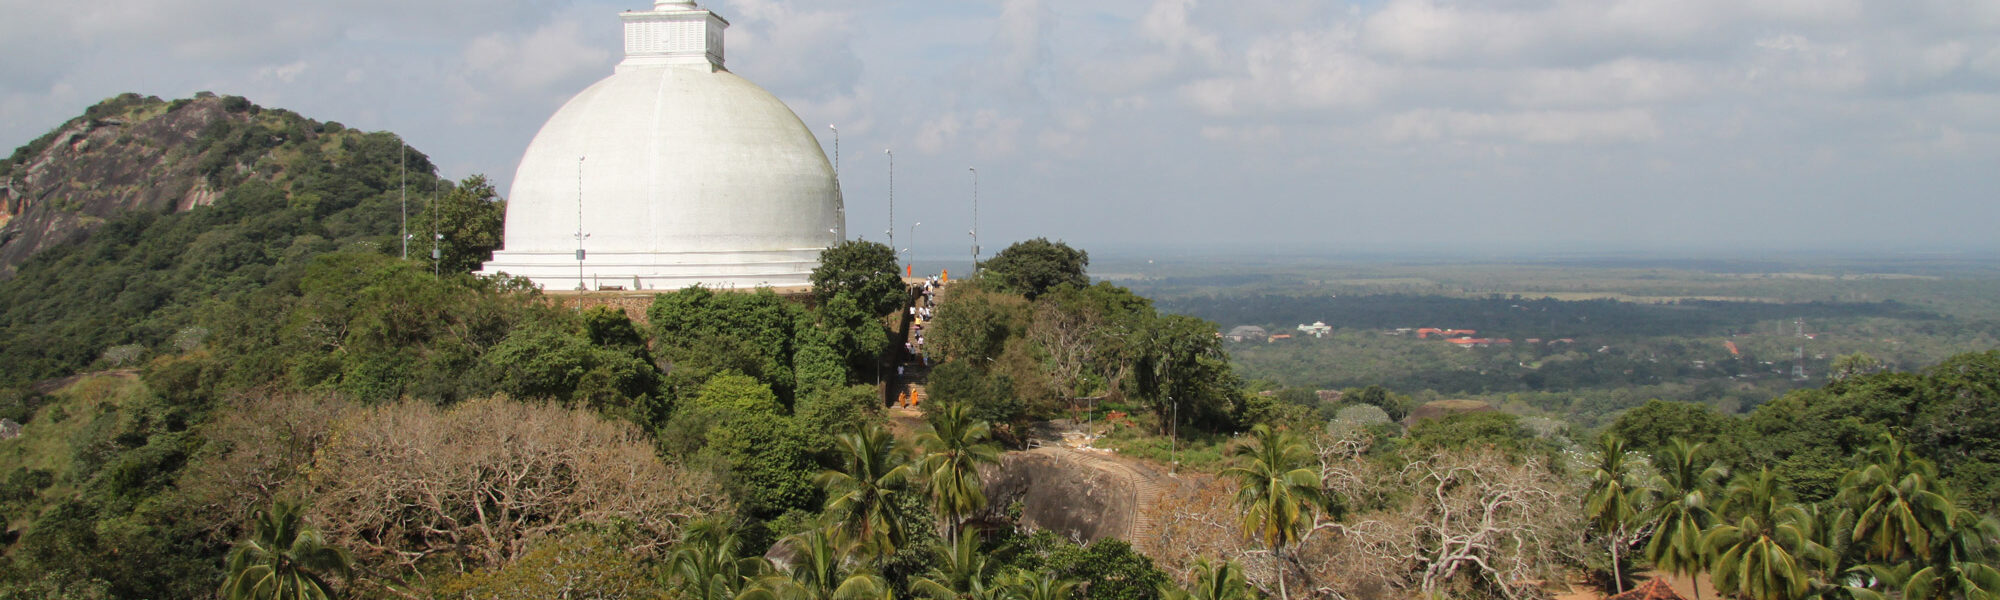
[575,156,589,291]
[884,148,895,252]
[400,143,408,260]
[829,124,843,245]
[968,167,979,272]
[907,222,921,272]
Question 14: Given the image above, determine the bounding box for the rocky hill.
[0,93,444,385]
[0,93,424,278]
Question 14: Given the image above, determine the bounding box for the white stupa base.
[477,248,823,291]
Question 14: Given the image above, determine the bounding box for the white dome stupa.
[479,0,843,290]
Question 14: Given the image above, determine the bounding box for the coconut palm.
[1585,436,1647,595]
[916,402,1001,545]
[672,519,771,600]
[1703,468,1826,600]
[1839,433,1952,564]
[743,528,888,600]
[1642,439,1727,600]
[819,423,916,562]
[1159,559,1252,600]
[1898,491,2000,600]
[220,499,351,600]
[911,533,1003,600]
[1001,569,1079,600]
[1221,424,1325,600]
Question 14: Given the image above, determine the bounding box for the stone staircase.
[889,281,933,412]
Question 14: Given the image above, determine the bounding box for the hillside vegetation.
[0,94,495,388]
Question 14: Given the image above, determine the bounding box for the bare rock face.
[0,93,253,278]
[978,448,1141,544]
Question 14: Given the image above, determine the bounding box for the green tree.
[671,519,770,600]
[221,499,351,600]
[440,523,665,600]
[1897,492,2000,600]
[745,528,888,600]
[650,287,802,398]
[483,319,657,408]
[915,403,1001,545]
[1345,385,1408,422]
[1221,425,1324,600]
[1136,314,1240,435]
[819,423,916,562]
[1584,436,1646,595]
[1158,560,1250,600]
[812,241,906,318]
[982,238,1088,300]
[1830,352,1885,381]
[1001,569,1079,600]
[928,283,1026,366]
[1405,411,1537,455]
[912,534,1004,600]
[1606,399,1748,464]
[414,174,505,275]
[1043,538,1167,600]
[1839,433,1951,564]
[1703,468,1824,600]
[1641,439,1727,600]
[926,361,1023,430]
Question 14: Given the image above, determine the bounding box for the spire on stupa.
[621,0,729,71]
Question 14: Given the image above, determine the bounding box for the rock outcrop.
[0,92,396,278]
[979,447,1167,545]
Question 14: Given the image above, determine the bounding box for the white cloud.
[463,20,608,93]
[0,0,1996,250]
[1382,108,1662,144]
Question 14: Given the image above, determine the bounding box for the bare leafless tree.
[1304,450,1586,600]
[169,391,351,541]
[306,397,732,588]
[1027,299,1102,421]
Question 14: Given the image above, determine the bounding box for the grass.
[0,372,149,525]
[1095,414,1233,473]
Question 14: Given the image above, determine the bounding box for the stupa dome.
[479,1,842,290]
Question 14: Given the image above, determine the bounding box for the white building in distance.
[478,0,842,290]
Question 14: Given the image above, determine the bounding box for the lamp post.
[884,148,895,252]
[400,143,408,259]
[906,221,921,273]
[829,124,843,245]
[575,156,590,291]
[968,167,979,272]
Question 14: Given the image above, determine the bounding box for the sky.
[3,0,1998,257]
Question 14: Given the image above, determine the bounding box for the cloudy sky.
[4,0,1998,256]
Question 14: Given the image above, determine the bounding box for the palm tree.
[1642,439,1727,600]
[1001,569,1079,600]
[220,499,352,600]
[1839,433,1952,564]
[1897,490,2000,600]
[916,402,1001,545]
[1159,559,1252,600]
[743,528,889,600]
[1221,424,1325,600]
[1703,468,1826,600]
[672,519,771,600]
[911,533,1003,600]
[819,423,916,562]
[1585,436,1647,595]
